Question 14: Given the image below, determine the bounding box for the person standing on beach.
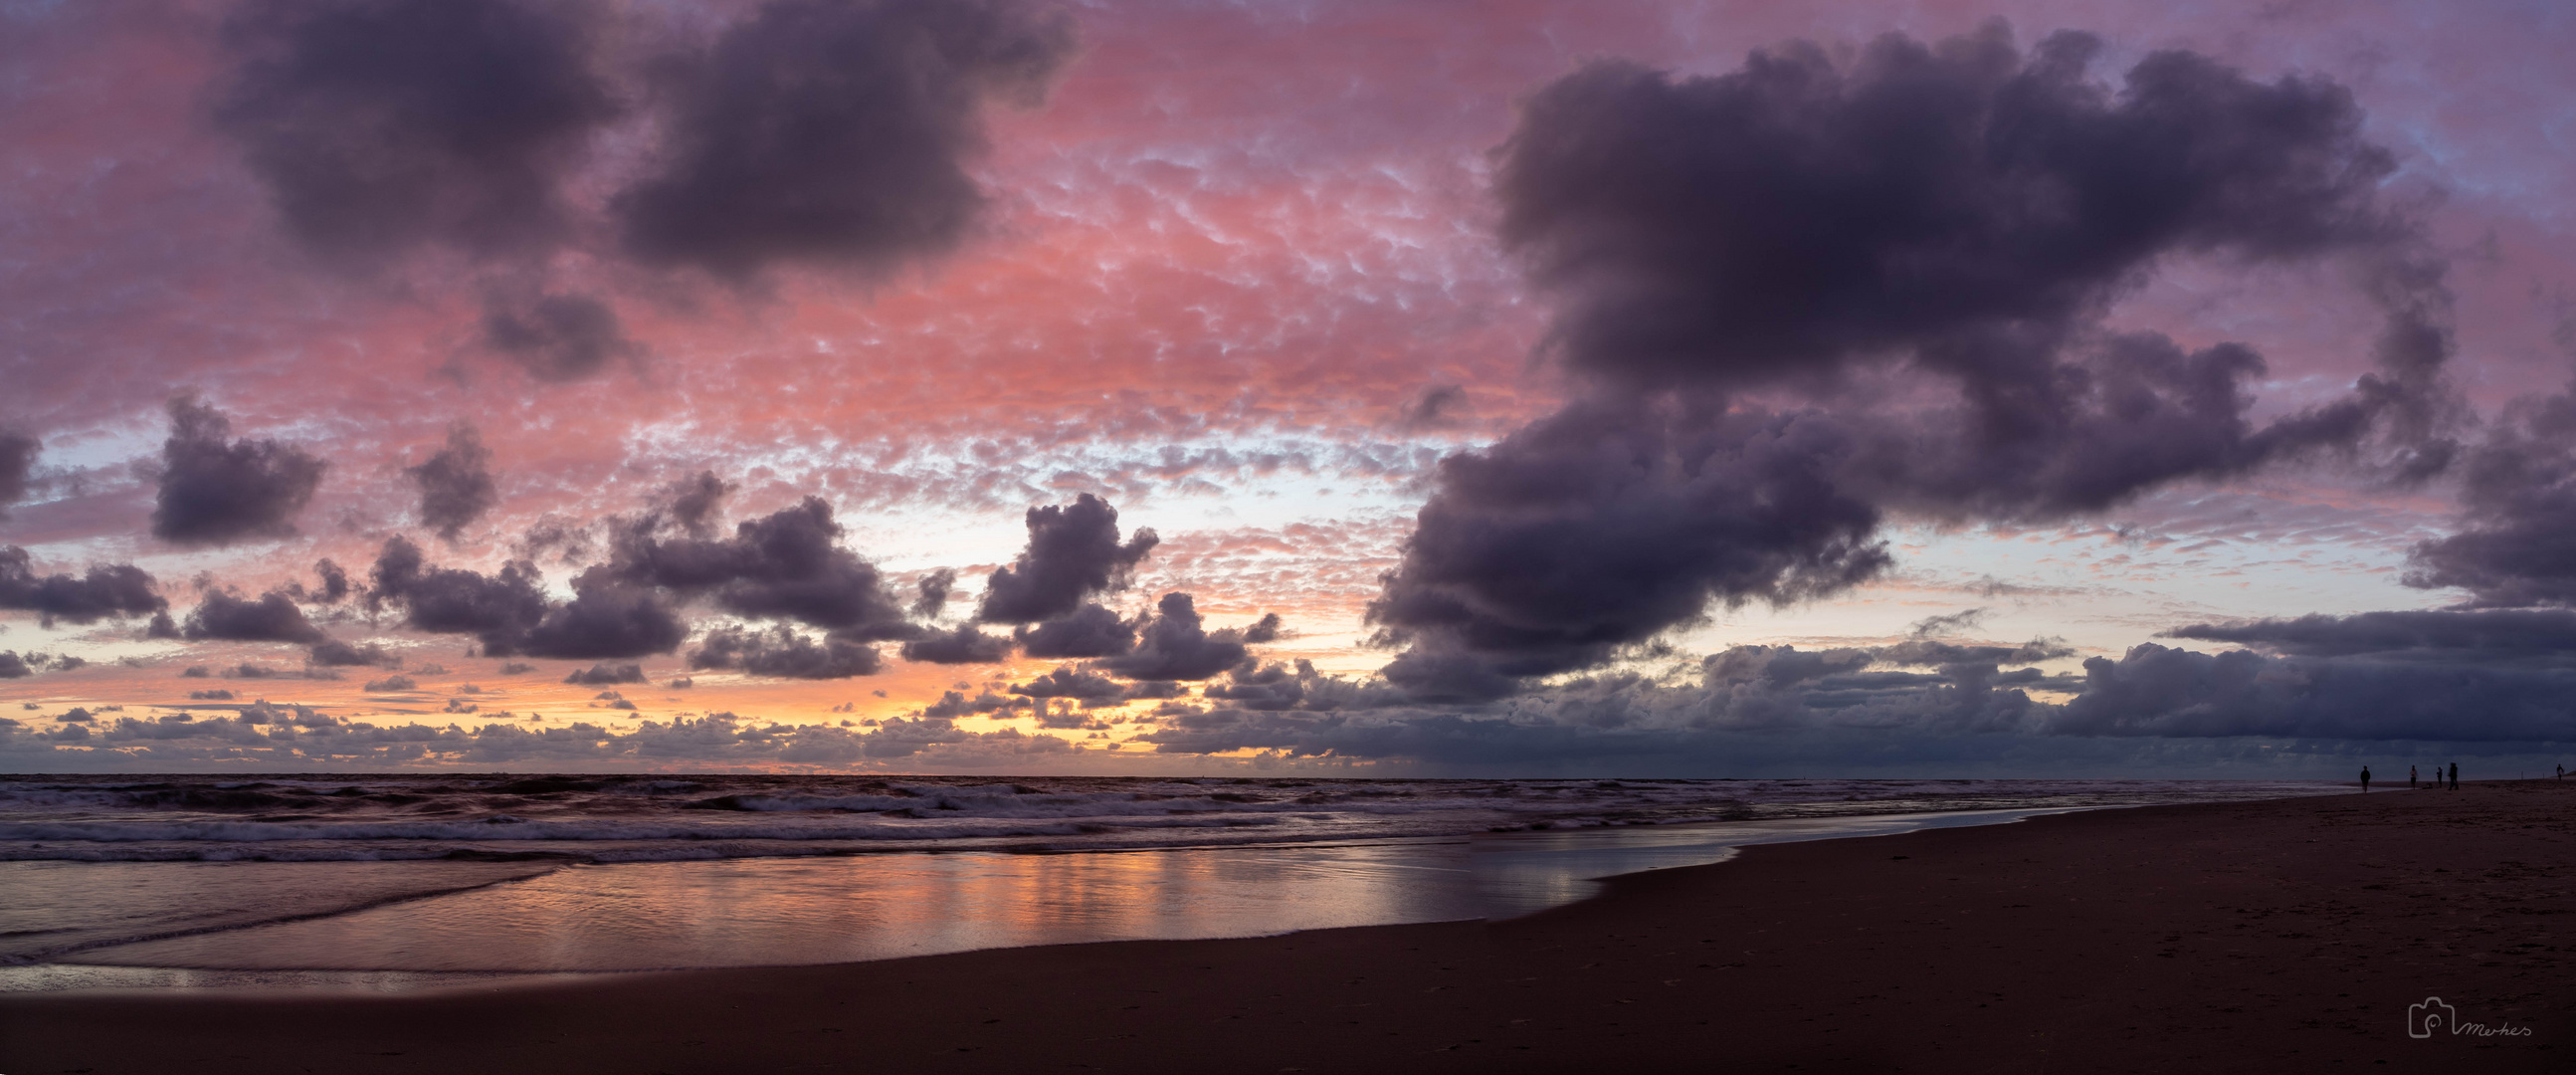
[2410,765,2418,789]
[2360,765,2371,792]
[2450,761,2460,790]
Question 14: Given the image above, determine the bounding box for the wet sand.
[4,780,2567,1073]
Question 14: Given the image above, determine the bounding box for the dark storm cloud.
[408,423,499,541]
[1120,621,2576,761]
[1372,26,2455,697]
[151,395,327,547]
[1370,402,1889,701]
[1497,28,2407,391]
[0,546,166,626]
[898,623,1010,664]
[0,431,37,519]
[518,568,691,660]
[975,494,1158,624]
[2402,385,2576,607]
[1095,592,1252,682]
[690,625,885,679]
[2166,608,2576,657]
[481,292,638,381]
[2047,642,2576,742]
[214,0,618,261]
[0,652,32,679]
[368,536,548,651]
[563,662,647,686]
[614,0,1078,279]
[368,537,686,659]
[1136,637,2073,759]
[2059,607,2576,738]
[1013,602,1133,659]
[609,497,920,639]
[182,590,325,643]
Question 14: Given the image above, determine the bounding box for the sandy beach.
[4,781,2566,1073]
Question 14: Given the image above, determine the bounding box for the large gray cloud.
[2166,608,2576,657]
[1134,617,2576,764]
[2040,608,2576,741]
[151,395,328,547]
[367,537,686,659]
[2403,384,2576,607]
[181,590,325,644]
[1370,403,1890,701]
[0,546,166,626]
[1370,26,2457,697]
[614,0,1078,279]
[2049,641,2576,742]
[214,0,619,261]
[608,497,921,640]
[976,494,1158,624]
[1095,592,1252,682]
[1013,602,1134,659]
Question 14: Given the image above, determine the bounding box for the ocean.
[0,773,2343,991]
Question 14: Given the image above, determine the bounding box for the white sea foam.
[0,774,2340,864]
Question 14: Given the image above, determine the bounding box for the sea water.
[0,774,2340,990]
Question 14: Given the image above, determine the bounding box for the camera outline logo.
[2408,996,2457,1039]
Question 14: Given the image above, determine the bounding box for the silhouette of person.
[2360,765,2371,792]
[2409,764,2418,789]
[2449,761,2460,790]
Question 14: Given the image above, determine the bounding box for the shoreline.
[3,781,2567,1072]
[4,804,2095,990]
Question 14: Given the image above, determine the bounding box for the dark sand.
[5,780,2567,1073]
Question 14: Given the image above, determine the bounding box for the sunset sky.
[3,0,2571,775]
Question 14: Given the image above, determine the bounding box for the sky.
[3,0,2573,777]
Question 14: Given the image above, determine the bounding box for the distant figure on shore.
[2557,763,2563,780]
[2360,765,2371,792]
[2409,765,2418,789]
[2450,762,2460,790]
